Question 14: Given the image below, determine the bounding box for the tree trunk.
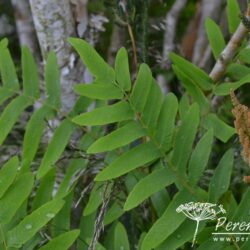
[162,0,188,68]
[29,0,85,112]
[192,0,225,67]
[11,0,38,54]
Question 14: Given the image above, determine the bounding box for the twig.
[162,0,187,68]
[88,182,112,250]
[209,5,250,82]
[74,182,93,208]
[127,23,138,67]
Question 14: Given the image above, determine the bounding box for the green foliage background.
[0,0,250,250]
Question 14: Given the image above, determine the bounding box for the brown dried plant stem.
[88,182,111,250]
[209,6,250,82]
[127,23,138,67]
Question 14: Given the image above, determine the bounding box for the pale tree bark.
[210,4,250,109]
[158,0,187,94]
[210,6,250,82]
[162,0,188,69]
[29,0,86,112]
[192,0,225,67]
[11,0,38,54]
[197,6,228,70]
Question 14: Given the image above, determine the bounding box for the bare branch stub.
[209,6,250,82]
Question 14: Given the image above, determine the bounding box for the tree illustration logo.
[176,202,226,247]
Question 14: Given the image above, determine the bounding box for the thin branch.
[209,5,250,82]
[74,182,93,208]
[88,182,112,250]
[127,23,138,67]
